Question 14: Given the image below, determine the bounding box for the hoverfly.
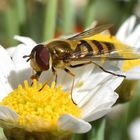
[23,24,140,90]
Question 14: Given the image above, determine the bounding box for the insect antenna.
[23,55,31,62]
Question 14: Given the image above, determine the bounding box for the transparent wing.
[58,41,140,61]
[68,53,140,62]
[68,24,112,40]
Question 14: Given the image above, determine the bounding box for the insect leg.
[70,61,126,78]
[69,61,92,68]
[31,71,42,81]
[39,67,57,91]
[92,62,126,78]
[31,71,42,83]
[52,67,57,84]
[64,68,76,104]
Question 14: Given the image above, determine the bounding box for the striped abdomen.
[74,40,115,57]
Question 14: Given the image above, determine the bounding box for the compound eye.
[32,44,50,70]
[31,44,43,58]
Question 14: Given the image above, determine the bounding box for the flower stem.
[62,0,75,34]
[15,0,26,25]
[84,0,96,28]
[43,0,57,41]
[4,0,25,46]
[4,6,19,46]
[87,118,106,140]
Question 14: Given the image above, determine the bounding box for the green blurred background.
[0,0,139,47]
[0,0,140,140]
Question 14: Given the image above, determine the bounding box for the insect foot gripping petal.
[70,61,126,78]
[92,62,126,78]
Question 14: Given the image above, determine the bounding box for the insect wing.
[68,24,112,40]
[61,40,140,61]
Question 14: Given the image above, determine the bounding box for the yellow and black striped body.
[47,39,116,69]
[71,39,115,58]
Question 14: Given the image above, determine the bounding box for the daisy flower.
[115,16,140,102]
[116,15,140,79]
[0,36,123,139]
[88,16,140,102]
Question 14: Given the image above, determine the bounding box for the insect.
[23,24,140,91]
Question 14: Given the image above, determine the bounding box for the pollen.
[1,80,81,131]
[121,59,140,71]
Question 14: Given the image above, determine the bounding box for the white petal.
[125,25,140,47]
[73,64,95,85]
[83,108,111,122]
[0,105,18,121]
[0,64,15,98]
[0,77,12,101]
[72,73,113,105]
[103,76,124,90]
[12,44,33,85]
[126,66,140,79]
[0,45,17,91]
[6,47,16,57]
[75,85,100,107]
[75,74,122,108]
[81,86,118,120]
[135,39,140,49]
[58,114,91,133]
[84,96,119,122]
[14,35,37,46]
[12,44,32,70]
[57,64,94,91]
[0,105,19,128]
[0,46,15,76]
[116,15,136,41]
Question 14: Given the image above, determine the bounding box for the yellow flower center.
[1,80,81,131]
